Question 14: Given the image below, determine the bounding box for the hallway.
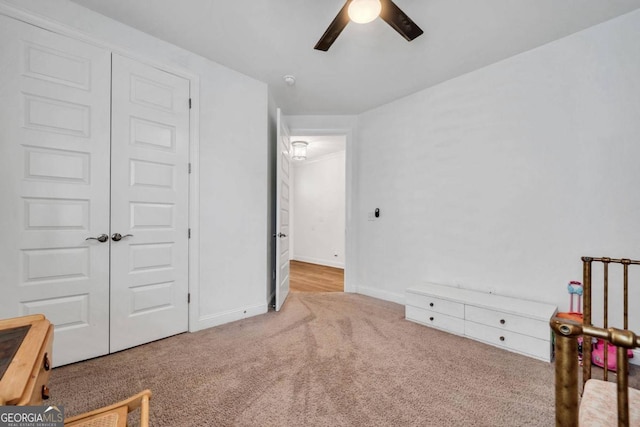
[289,260,343,292]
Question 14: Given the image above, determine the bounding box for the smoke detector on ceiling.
[283,75,296,86]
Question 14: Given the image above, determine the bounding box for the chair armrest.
[64,389,152,425]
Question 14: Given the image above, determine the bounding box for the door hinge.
[189,98,192,109]
[188,163,192,174]
[188,293,191,303]
[188,228,191,239]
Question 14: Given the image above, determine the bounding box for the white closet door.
[0,15,111,366]
[109,54,190,352]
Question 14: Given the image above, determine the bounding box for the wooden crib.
[550,257,640,427]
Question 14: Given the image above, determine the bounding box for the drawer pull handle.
[43,352,50,371]
[500,319,506,325]
[429,303,434,307]
[42,385,50,400]
[429,317,434,321]
[499,336,505,342]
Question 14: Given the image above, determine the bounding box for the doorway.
[288,135,346,293]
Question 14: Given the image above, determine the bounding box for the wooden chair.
[551,257,640,426]
[64,389,151,427]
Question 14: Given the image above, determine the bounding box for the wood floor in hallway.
[290,260,344,292]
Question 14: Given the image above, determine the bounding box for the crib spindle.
[623,259,630,330]
[603,258,610,382]
[582,256,593,388]
[617,345,629,427]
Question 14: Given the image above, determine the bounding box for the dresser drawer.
[406,305,465,335]
[406,293,464,318]
[406,283,556,362]
[465,305,551,341]
[464,321,550,361]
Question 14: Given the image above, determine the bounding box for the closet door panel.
[109,54,190,352]
[0,15,111,366]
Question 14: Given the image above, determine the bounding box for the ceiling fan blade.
[379,0,424,42]
[314,1,351,51]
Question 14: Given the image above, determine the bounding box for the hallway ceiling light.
[283,75,296,86]
[348,0,382,24]
[291,141,309,160]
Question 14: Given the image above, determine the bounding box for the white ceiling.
[291,135,346,163]
[69,0,640,115]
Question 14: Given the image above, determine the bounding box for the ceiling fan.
[314,0,424,51]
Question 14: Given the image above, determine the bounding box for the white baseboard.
[357,285,405,305]
[191,302,268,332]
[293,256,344,269]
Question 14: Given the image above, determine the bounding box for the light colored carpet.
[50,292,557,426]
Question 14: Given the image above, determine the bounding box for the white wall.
[353,8,640,331]
[293,152,346,268]
[0,0,270,330]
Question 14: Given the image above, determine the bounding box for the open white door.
[275,108,291,311]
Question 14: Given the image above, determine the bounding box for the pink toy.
[591,339,634,372]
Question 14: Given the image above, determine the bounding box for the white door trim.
[285,124,356,293]
[0,1,201,332]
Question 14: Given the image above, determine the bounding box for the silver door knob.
[111,233,134,241]
[85,234,109,243]
[277,232,287,238]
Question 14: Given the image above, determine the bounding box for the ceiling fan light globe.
[348,0,382,24]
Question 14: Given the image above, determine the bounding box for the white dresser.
[405,283,557,362]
